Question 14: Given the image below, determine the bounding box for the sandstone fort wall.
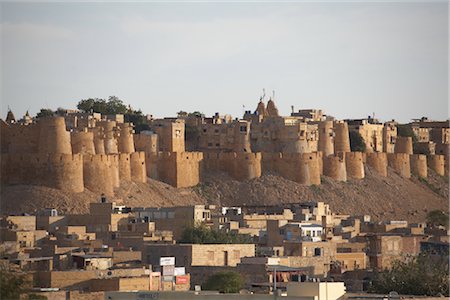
[71,131,95,155]
[323,153,347,181]
[83,154,114,196]
[38,117,72,155]
[366,152,388,177]
[130,152,147,183]
[394,136,413,155]
[318,121,334,156]
[334,122,350,153]
[387,153,411,178]
[427,155,445,176]
[118,153,132,181]
[345,152,365,179]
[410,154,427,178]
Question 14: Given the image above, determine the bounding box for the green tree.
[370,253,449,296]
[77,98,96,113]
[105,96,128,114]
[203,271,244,293]
[0,267,29,299]
[397,124,418,143]
[179,224,253,244]
[124,109,149,133]
[36,109,54,118]
[426,210,449,229]
[349,131,366,152]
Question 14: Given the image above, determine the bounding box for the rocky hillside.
[1,165,447,222]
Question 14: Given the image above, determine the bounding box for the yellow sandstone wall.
[345,152,365,179]
[130,152,147,183]
[427,154,445,176]
[387,153,411,178]
[394,136,413,155]
[83,154,114,195]
[410,154,427,178]
[366,152,388,177]
[118,153,132,181]
[334,122,351,153]
[71,131,96,155]
[323,153,347,181]
[38,117,72,154]
[318,121,334,156]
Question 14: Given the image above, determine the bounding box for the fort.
[0,98,448,198]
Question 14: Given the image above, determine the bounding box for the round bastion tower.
[318,121,334,156]
[38,116,72,154]
[334,121,351,153]
[118,123,135,154]
[71,129,96,155]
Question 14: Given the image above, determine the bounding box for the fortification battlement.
[410,154,427,161]
[387,153,411,178]
[130,151,146,160]
[394,136,413,154]
[213,152,262,160]
[159,151,204,161]
[387,153,410,160]
[2,153,84,163]
[109,154,119,163]
[83,154,112,163]
[325,152,345,161]
[37,116,66,126]
[344,151,364,159]
[118,153,131,161]
[428,154,445,162]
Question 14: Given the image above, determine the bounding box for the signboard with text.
[159,257,175,266]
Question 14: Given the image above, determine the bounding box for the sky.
[0,1,448,123]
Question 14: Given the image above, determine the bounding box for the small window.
[215,143,220,147]
[240,126,247,132]
[314,248,321,256]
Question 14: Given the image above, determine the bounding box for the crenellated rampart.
[366,152,388,177]
[345,152,365,179]
[427,154,445,176]
[387,153,411,178]
[323,153,347,181]
[410,154,427,178]
[130,152,147,183]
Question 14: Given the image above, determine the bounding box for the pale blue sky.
[1,1,448,123]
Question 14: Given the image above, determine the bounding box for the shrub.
[203,271,244,293]
[179,224,253,244]
[349,131,366,152]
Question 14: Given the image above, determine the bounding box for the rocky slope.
[1,166,447,222]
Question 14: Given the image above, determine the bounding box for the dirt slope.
[195,166,448,223]
[1,166,447,223]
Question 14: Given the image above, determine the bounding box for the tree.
[36,109,54,118]
[349,131,366,152]
[426,210,449,229]
[397,124,418,143]
[105,96,127,114]
[124,109,149,133]
[77,98,96,113]
[370,253,449,296]
[203,271,244,293]
[77,96,127,115]
[179,224,253,244]
[0,267,29,299]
